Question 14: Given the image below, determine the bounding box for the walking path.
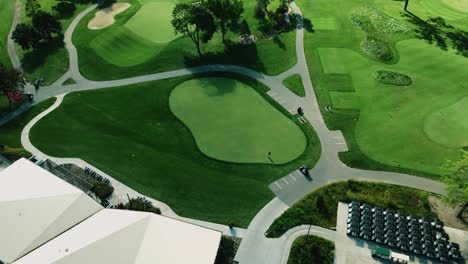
[4,2,449,263]
[7,0,22,70]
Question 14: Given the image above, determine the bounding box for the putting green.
[413,0,468,20]
[90,26,160,67]
[125,2,176,43]
[442,0,468,13]
[169,78,307,164]
[424,97,468,148]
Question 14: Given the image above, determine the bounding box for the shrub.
[288,235,334,264]
[0,145,31,161]
[114,197,161,214]
[360,37,392,61]
[90,180,114,199]
[374,70,412,86]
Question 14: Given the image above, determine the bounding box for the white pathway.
[5,1,452,263]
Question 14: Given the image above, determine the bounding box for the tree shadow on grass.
[402,12,468,56]
[21,36,64,76]
[184,41,266,74]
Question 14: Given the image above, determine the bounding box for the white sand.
[87,3,131,30]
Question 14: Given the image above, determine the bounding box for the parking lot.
[335,202,468,264]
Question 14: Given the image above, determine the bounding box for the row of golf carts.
[347,201,461,262]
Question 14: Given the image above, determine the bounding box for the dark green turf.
[282,74,305,97]
[30,73,321,227]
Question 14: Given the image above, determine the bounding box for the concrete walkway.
[5,2,450,263]
[7,0,22,70]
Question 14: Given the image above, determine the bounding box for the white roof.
[14,209,222,264]
[391,252,410,261]
[0,158,102,263]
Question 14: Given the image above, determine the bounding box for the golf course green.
[125,2,176,43]
[73,0,297,80]
[297,0,468,176]
[424,97,468,148]
[29,74,321,226]
[169,78,306,164]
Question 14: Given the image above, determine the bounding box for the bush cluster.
[266,180,434,237]
[360,37,393,61]
[374,70,413,86]
[113,196,161,214]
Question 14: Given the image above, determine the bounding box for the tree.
[25,0,41,17]
[32,11,62,40]
[206,0,244,43]
[53,0,76,19]
[0,64,26,111]
[441,150,468,219]
[172,3,217,57]
[258,0,271,14]
[12,23,41,50]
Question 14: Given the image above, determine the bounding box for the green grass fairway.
[442,0,468,13]
[125,2,176,43]
[424,97,468,148]
[73,0,297,80]
[90,26,161,67]
[297,0,468,177]
[0,0,14,67]
[310,18,338,30]
[412,0,468,20]
[30,74,321,226]
[282,74,305,97]
[169,78,306,164]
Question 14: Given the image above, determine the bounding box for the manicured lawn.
[15,0,90,84]
[0,98,55,148]
[288,235,335,264]
[297,0,468,177]
[169,77,306,164]
[73,0,297,80]
[125,1,176,43]
[266,181,435,237]
[424,97,468,148]
[30,73,321,227]
[0,0,14,67]
[282,74,305,97]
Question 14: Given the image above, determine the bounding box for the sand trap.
[88,3,131,30]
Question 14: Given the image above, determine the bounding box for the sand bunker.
[88,3,131,30]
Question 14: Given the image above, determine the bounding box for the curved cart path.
[6,1,448,263]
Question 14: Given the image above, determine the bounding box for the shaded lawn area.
[30,73,321,227]
[0,0,14,67]
[73,0,297,81]
[267,181,435,237]
[16,0,90,84]
[288,235,335,264]
[0,98,55,148]
[282,74,305,97]
[297,0,468,178]
[0,96,25,118]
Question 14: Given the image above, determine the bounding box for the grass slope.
[30,73,321,226]
[288,235,335,264]
[73,0,297,80]
[125,1,176,43]
[297,0,468,177]
[0,98,55,148]
[170,77,306,164]
[282,74,305,97]
[0,0,14,67]
[424,97,468,148]
[267,181,435,237]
